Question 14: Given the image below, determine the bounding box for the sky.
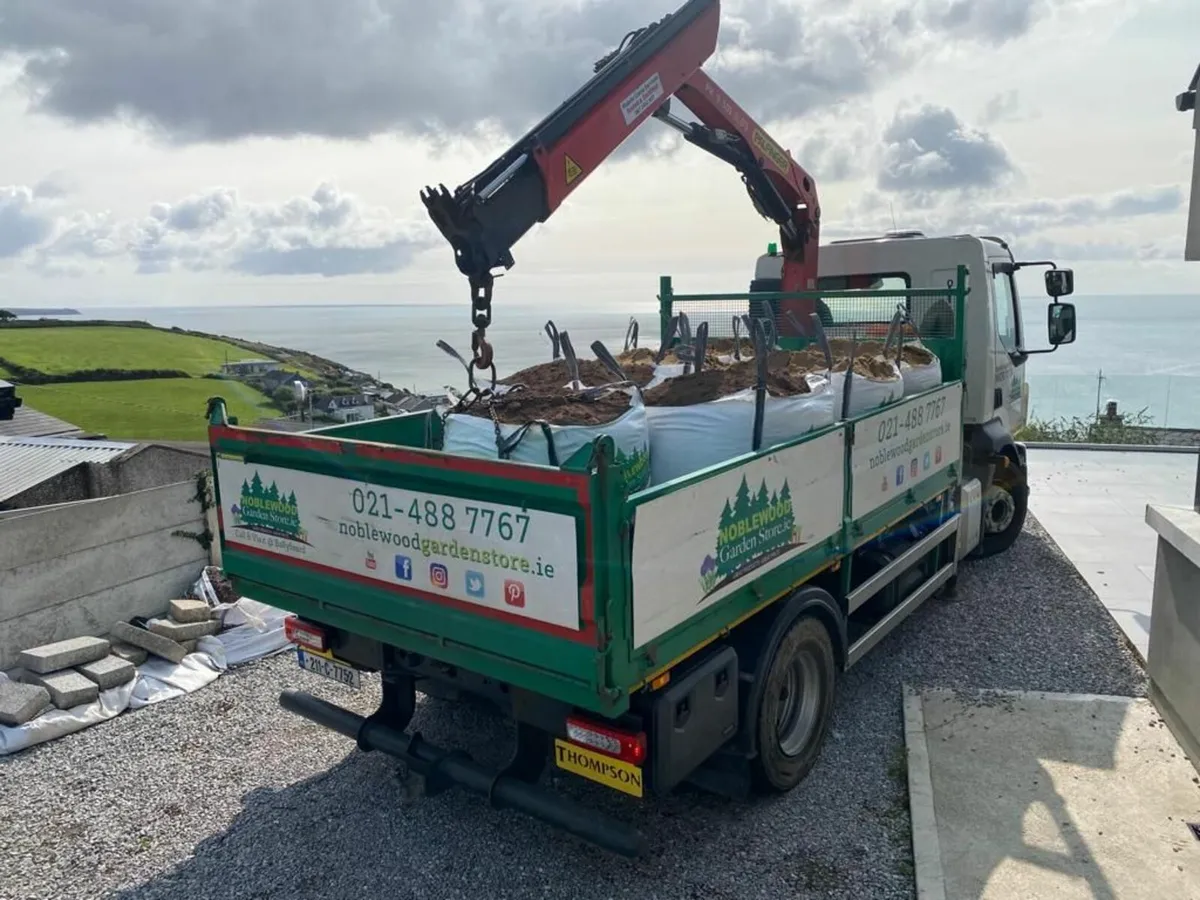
[0,0,1197,309]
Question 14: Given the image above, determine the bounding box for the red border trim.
[228,539,598,645]
[209,421,601,644]
[209,424,589,490]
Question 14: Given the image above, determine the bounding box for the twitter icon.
[465,570,486,599]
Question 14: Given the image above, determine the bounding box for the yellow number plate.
[553,739,644,798]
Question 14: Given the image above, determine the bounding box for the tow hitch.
[279,690,647,858]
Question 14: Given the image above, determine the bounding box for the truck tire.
[976,481,1029,558]
[751,614,837,792]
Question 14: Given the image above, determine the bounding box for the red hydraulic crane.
[420,0,820,371]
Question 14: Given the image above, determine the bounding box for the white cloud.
[29,182,437,277]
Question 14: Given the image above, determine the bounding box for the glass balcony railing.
[1026,374,1200,430]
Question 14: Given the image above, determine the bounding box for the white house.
[315,393,376,423]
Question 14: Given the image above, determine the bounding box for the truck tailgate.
[209,419,617,712]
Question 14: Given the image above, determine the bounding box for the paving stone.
[109,642,148,666]
[111,621,187,665]
[0,680,51,726]
[169,599,213,623]
[24,670,99,709]
[75,655,137,689]
[148,617,221,642]
[17,636,111,675]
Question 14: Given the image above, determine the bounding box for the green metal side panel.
[310,410,443,449]
[205,398,629,716]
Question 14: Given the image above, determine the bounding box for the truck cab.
[750,231,1076,557]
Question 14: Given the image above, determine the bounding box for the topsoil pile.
[643,354,813,407]
[500,358,655,390]
[824,338,935,367]
[461,389,633,426]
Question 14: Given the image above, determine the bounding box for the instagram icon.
[429,563,449,590]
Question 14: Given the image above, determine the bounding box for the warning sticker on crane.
[752,129,791,174]
[564,155,583,185]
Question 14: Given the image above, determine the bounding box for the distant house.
[260,369,309,392]
[221,359,281,377]
[311,393,376,423]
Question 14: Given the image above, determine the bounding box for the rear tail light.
[284,615,327,652]
[566,716,647,766]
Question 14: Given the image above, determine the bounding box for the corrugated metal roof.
[0,405,87,440]
[0,436,135,504]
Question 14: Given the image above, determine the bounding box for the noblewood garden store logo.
[698,475,802,598]
[230,471,309,544]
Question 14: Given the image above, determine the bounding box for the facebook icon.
[394,555,413,581]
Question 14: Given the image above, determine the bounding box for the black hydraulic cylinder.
[279,690,647,858]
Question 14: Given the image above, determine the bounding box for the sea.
[28,294,1200,428]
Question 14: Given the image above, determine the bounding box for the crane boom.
[420,0,820,342]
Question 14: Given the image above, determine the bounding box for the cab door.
[989,262,1026,432]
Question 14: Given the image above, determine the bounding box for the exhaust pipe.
[279,690,647,858]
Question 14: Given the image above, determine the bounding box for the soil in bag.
[642,354,812,407]
[501,358,656,390]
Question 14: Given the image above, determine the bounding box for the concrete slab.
[0,679,51,726]
[24,669,99,709]
[108,641,148,666]
[1027,448,1198,660]
[905,687,1200,900]
[168,598,212,623]
[110,621,186,664]
[147,617,220,642]
[16,636,110,675]
[75,654,136,689]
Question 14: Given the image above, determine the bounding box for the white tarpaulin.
[0,597,294,755]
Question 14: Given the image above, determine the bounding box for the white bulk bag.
[829,361,903,418]
[645,375,836,486]
[443,390,652,493]
[897,348,943,396]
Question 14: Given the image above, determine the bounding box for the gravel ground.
[0,518,1146,900]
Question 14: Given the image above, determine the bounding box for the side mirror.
[1045,268,1074,298]
[1048,302,1076,346]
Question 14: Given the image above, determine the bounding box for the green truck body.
[206,271,977,853]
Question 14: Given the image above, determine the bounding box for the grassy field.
[0,325,261,376]
[18,379,280,441]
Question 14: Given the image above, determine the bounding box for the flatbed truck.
[204,0,1080,856]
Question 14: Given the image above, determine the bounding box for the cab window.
[816,273,911,326]
[991,266,1020,352]
[817,273,911,291]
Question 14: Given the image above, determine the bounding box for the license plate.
[296,648,361,689]
[553,738,644,798]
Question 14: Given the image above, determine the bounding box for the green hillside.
[0,325,260,376]
[18,379,278,442]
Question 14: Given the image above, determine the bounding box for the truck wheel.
[751,615,837,792]
[976,480,1029,558]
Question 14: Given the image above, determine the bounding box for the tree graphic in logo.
[698,475,801,597]
[615,445,651,493]
[231,471,308,543]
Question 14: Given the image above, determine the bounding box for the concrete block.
[25,670,99,709]
[111,621,186,665]
[0,680,51,726]
[75,655,137,690]
[180,640,197,653]
[17,636,111,675]
[169,599,213,623]
[148,617,220,642]
[109,642,148,666]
